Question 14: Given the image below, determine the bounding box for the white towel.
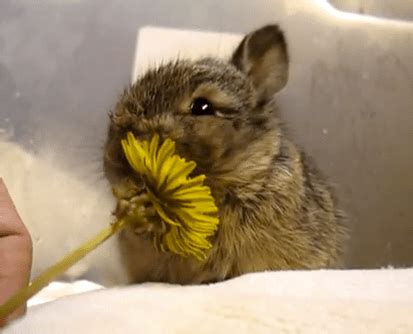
[5,269,413,333]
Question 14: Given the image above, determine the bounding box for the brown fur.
[103,25,347,284]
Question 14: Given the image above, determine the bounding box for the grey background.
[330,0,413,21]
[0,0,412,268]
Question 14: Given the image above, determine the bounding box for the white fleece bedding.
[4,268,413,333]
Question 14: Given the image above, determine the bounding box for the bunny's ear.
[231,25,289,103]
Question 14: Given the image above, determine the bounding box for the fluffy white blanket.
[4,269,413,333]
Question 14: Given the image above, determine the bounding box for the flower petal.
[121,132,220,261]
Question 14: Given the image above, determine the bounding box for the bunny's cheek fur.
[176,117,242,168]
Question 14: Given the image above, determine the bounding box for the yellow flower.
[121,132,220,260]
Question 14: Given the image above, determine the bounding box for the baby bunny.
[103,25,347,284]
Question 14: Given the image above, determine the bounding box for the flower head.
[121,132,220,260]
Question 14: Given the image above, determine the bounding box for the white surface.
[5,269,413,333]
[0,139,128,286]
[28,280,103,307]
[133,26,242,82]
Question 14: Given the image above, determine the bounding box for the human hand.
[0,178,32,327]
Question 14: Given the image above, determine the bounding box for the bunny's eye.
[190,98,215,116]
